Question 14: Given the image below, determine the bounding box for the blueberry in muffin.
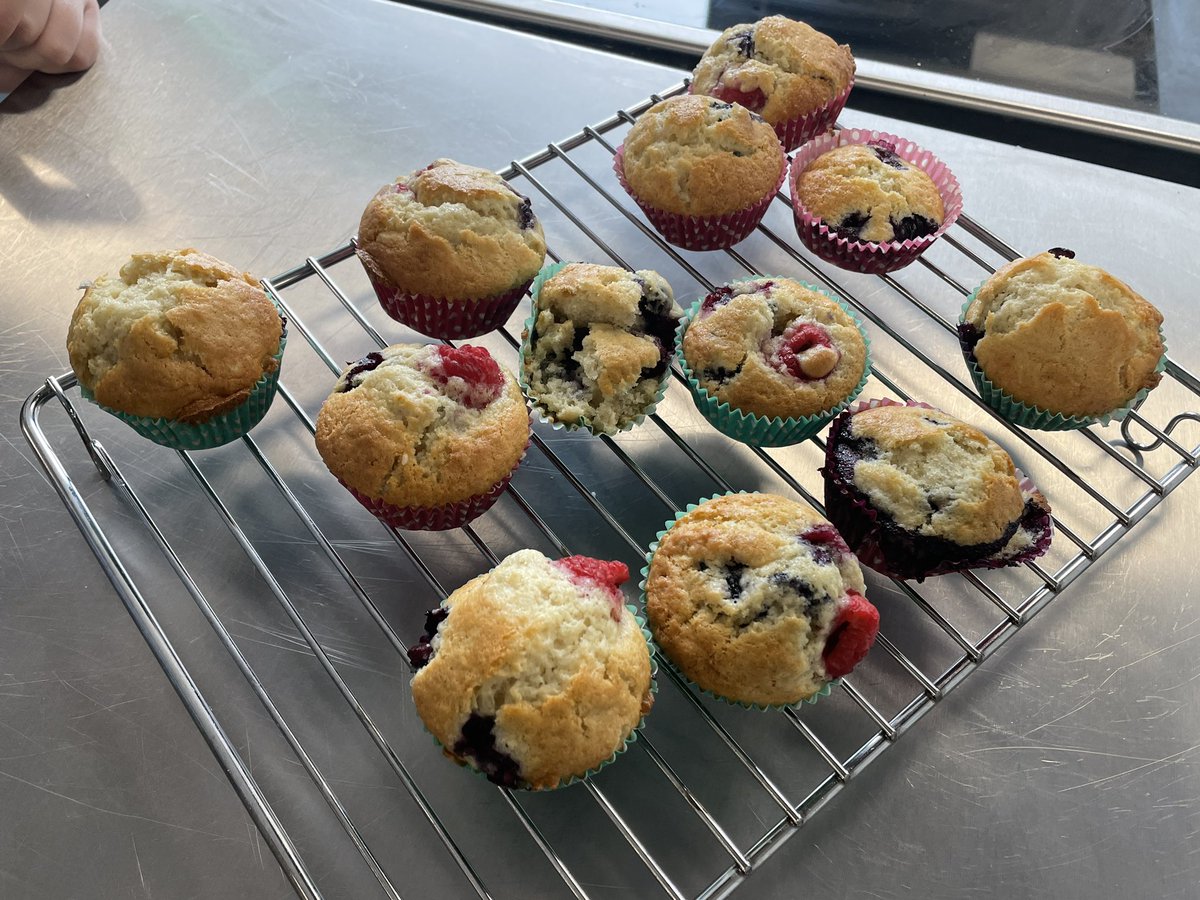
[644,492,879,706]
[522,263,681,434]
[822,402,1052,581]
[409,549,654,789]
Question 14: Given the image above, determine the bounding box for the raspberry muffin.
[314,343,529,531]
[822,400,1053,581]
[679,276,869,445]
[615,94,787,251]
[409,549,654,790]
[357,159,547,338]
[521,262,681,434]
[643,492,879,707]
[690,15,855,151]
[66,248,285,450]
[959,248,1165,428]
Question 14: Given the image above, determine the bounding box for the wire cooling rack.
[23,82,1200,900]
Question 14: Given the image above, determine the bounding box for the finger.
[64,0,99,71]
[0,0,53,51]
[3,0,85,74]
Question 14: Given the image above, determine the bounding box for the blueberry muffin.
[792,141,945,243]
[822,402,1052,581]
[959,249,1165,421]
[681,277,868,423]
[617,95,786,250]
[522,263,681,433]
[357,159,547,337]
[644,492,879,706]
[314,343,529,530]
[409,549,654,789]
[690,15,855,150]
[66,248,285,449]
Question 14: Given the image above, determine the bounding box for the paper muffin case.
[788,130,963,274]
[957,289,1169,431]
[80,333,287,451]
[337,432,529,532]
[425,607,658,791]
[821,398,1054,581]
[356,245,530,340]
[687,78,854,152]
[639,491,840,710]
[517,261,673,436]
[675,285,871,448]
[613,143,787,252]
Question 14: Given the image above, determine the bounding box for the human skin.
[0,0,101,93]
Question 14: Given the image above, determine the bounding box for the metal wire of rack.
[21,82,1200,900]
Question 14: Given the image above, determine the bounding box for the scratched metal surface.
[2,0,1199,898]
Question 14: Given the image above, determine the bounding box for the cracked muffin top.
[645,492,878,706]
[961,249,1164,417]
[690,16,854,132]
[314,343,529,509]
[681,276,867,420]
[620,95,786,217]
[67,249,283,423]
[357,158,546,300]
[409,548,653,790]
[793,142,945,244]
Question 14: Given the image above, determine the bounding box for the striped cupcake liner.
[957,288,1169,431]
[676,280,872,447]
[788,129,963,274]
[357,244,531,340]
[517,261,674,436]
[640,491,841,710]
[688,77,853,152]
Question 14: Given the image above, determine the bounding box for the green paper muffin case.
[676,280,872,447]
[957,289,1168,431]
[639,491,838,710]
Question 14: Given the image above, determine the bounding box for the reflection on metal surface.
[23,83,1200,899]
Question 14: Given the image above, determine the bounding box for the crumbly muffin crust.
[645,493,872,706]
[962,250,1164,417]
[681,277,867,420]
[523,263,681,433]
[67,249,283,423]
[314,343,529,509]
[794,142,944,244]
[621,95,785,217]
[357,159,546,300]
[410,549,653,790]
[690,15,854,127]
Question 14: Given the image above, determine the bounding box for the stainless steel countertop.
[2,1,1198,898]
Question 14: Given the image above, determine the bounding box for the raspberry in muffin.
[822,401,1052,581]
[679,277,868,444]
[959,248,1165,424]
[314,343,529,530]
[521,262,681,434]
[644,492,879,706]
[409,549,654,789]
[615,94,786,250]
[690,15,855,150]
[66,248,285,449]
[356,159,546,338]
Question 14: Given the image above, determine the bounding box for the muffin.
[314,343,529,531]
[66,248,285,450]
[821,400,1053,581]
[789,131,962,273]
[959,248,1166,427]
[409,549,654,789]
[521,262,681,434]
[643,492,879,707]
[679,276,869,446]
[690,15,855,151]
[356,159,547,339]
[615,94,787,251]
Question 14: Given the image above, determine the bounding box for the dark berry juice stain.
[723,561,748,600]
[732,30,755,57]
[638,293,681,379]
[800,524,849,565]
[340,351,384,391]
[957,321,984,352]
[517,196,536,230]
[454,714,521,788]
[831,433,879,482]
[709,101,733,110]
[835,211,870,241]
[890,214,938,241]
[1048,247,1075,259]
[870,142,905,169]
[701,363,742,387]
[407,606,449,669]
